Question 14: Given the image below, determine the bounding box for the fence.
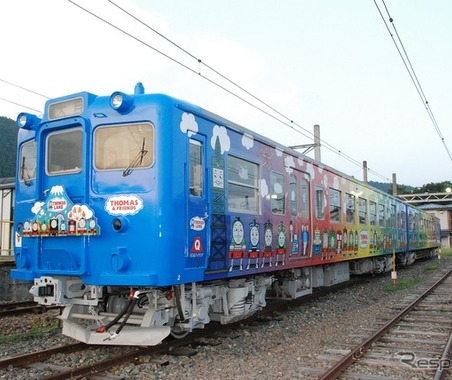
[0,178,15,257]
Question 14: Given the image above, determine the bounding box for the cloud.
[211,125,230,154]
[284,155,295,174]
[242,133,254,149]
[333,176,339,188]
[180,112,198,137]
[31,201,44,215]
[306,163,316,180]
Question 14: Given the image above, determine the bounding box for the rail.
[319,268,452,379]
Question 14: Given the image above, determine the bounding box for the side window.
[271,172,285,215]
[315,186,325,220]
[346,193,355,224]
[20,139,37,183]
[329,188,341,223]
[378,204,385,227]
[289,175,297,217]
[47,128,82,175]
[228,156,259,214]
[300,178,309,219]
[189,139,203,197]
[369,201,377,226]
[400,209,406,230]
[390,204,396,228]
[359,197,367,225]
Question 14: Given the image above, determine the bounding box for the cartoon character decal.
[22,185,100,238]
[247,220,260,270]
[228,217,246,271]
[276,222,287,266]
[262,221,274,267]
[289,221,299,256]
[301,225,310,256]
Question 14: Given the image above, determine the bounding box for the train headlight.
[17,112,41,130]
[110,91,134,113]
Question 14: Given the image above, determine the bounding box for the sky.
[0,0,451,188]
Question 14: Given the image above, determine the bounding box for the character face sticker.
[265,228,272,247]
[232,220,244,244]
[213,168,224,189]
[250,225,259,246]
[278,231,285,248]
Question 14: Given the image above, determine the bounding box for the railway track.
[0,300,59,317]
[313,268,452,379]
[0,306,276,379]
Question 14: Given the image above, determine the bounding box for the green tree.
[0,116,18,178]
[418,181,452,193]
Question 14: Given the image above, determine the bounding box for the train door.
[289,170,311,258]
[186,136,209,268]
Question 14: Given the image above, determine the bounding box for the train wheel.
[170,325,189,339]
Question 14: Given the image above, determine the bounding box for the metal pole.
[363,161,368,183]
[392,173,397,196]
[314,124,321,162]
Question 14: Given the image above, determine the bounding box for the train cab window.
[271,172,285,215]
[369,201,377,226]
[359,197,367,225]
[314,186,324,220]
[94,123,154,171]
[289,175,297,217]
[228,156,259,214]
[47,128,82,175]
[189,139,203,197]
[345,193,355,224]
[329,188,341,223]
[19,139,37,183]
[378,204,385,227]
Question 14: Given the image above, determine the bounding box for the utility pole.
[392,173,397,196]
[363,161,368,183]
[289,124,321,162]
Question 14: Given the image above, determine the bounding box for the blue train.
[12,83,440,345]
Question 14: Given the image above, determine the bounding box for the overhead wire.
[0,78,51,100]
[67,0,391,182]
[374,0,452,163]
[107,0,391,181]
[0,78,50,114]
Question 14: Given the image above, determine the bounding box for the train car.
[11,83,440,345]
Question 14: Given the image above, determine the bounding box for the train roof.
[176,96,402,202]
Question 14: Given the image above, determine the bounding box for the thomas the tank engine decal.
[19,185,100,238]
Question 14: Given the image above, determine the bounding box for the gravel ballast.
[1,256,450,379]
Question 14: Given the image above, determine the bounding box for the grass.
[423,263,439,271]
[0,322,60,344]
[440,248,452,257]
[386,277,422,292]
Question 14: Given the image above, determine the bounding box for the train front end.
[11,84,193,345]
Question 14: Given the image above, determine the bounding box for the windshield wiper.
[21,156,31,186]
[122,138,148,177]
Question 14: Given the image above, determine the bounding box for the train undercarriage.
[29,249,438,346]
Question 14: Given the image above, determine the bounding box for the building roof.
[418,203,452,211]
